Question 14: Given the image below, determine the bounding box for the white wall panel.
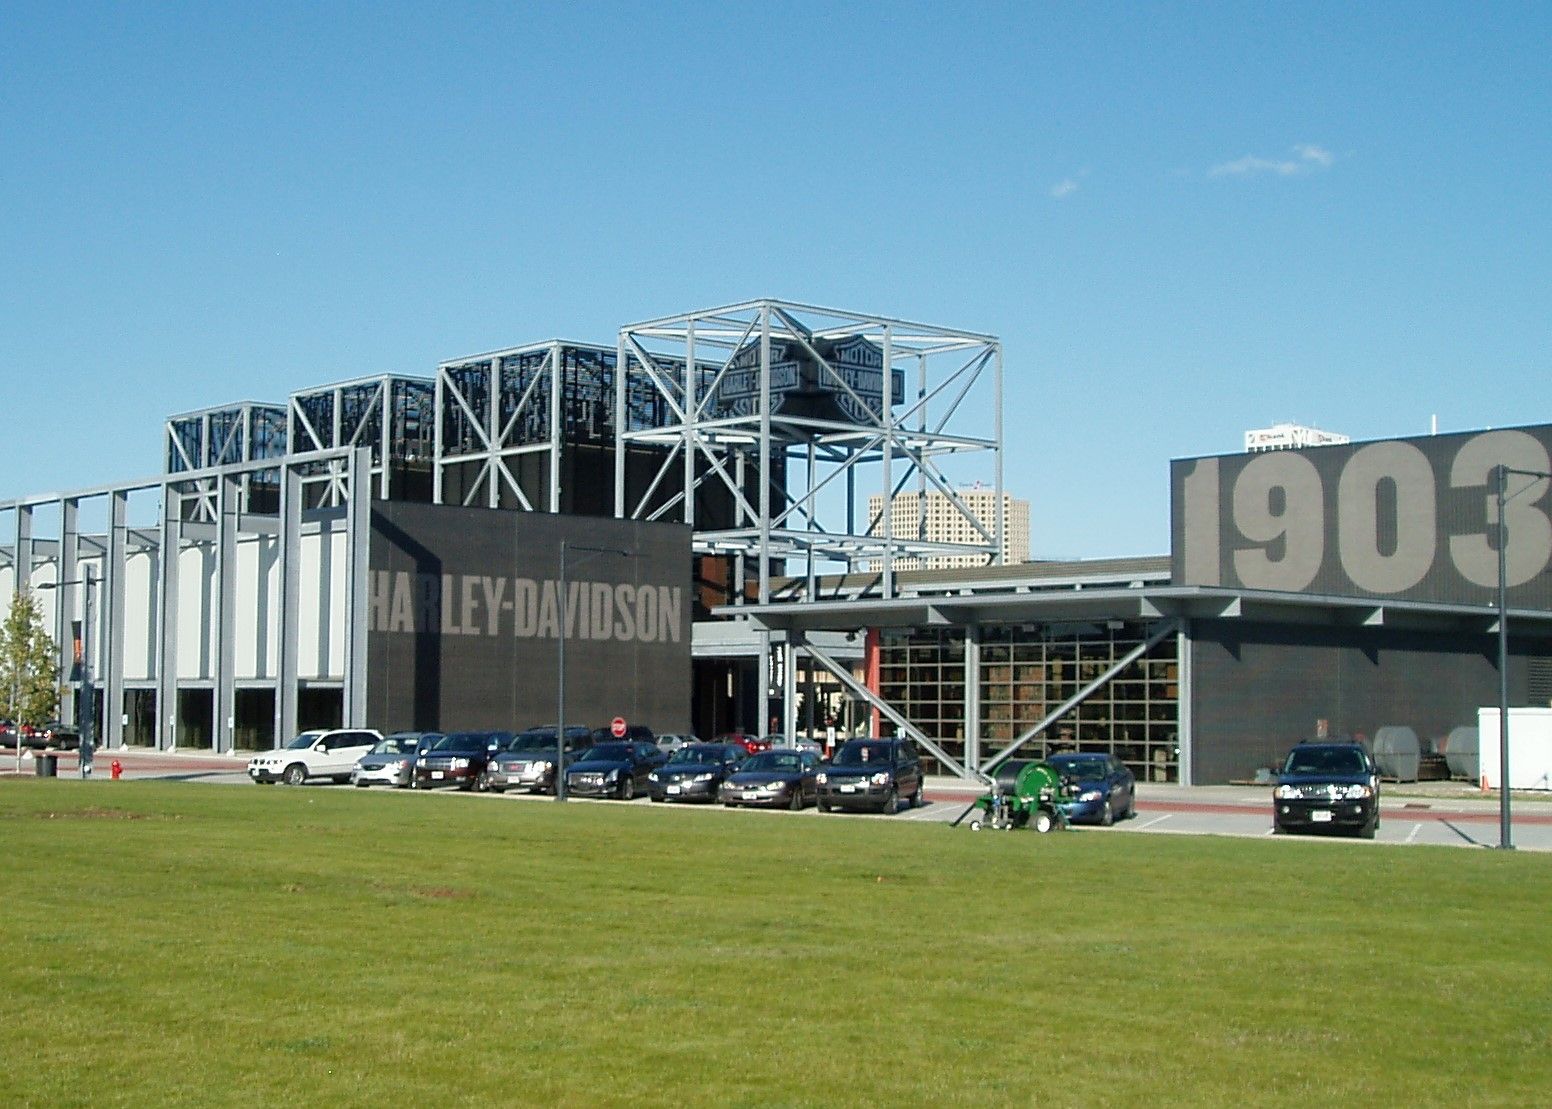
[122,550,157,681]
[176,543,215,680]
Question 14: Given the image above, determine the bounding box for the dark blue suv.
[1273,741,1381,839]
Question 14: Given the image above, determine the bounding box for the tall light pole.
[555,540,629,801]
[1493,463,1552,850]
[41,569,100,777]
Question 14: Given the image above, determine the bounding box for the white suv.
[248,729,383,786]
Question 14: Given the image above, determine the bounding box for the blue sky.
[3,2,1548,557]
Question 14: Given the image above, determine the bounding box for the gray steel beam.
[275,464,302,744]
[964,624,982,770]
[57,498,79,723]
[343,448,371,726]
[213,473,238,753]
[104,490,127,748]
[1176,620,1193,787]
[156,490,181,750]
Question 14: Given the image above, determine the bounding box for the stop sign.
[610,716,627,738]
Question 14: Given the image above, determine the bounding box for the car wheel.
[1271,822,1286,835]
[282,763,306,786]
[619,776,635,801]
[1127,789,1137,818]
[1100,799,1114,827]
[818,799,831,813]
[354,781,368,788]
[1358,820,1377,840]
[789,786,804,811]
[650,793,663,803]
[1032,809,1056,834]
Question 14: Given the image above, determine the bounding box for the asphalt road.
[8,746,1551,852]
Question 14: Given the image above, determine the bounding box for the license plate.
[432,770,444,780]
[840,784,857,793]
[743,791,762,801]
[667,784,681,794]
[1310,809,1332,823]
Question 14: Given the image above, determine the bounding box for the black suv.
[816,738,923,814]
[1273,741,1381,839]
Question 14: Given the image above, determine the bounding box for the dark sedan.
[816,738,923,814]
[412,731,495,791]
[565,741,666,800]
[722,748,820,810]
[1273,741,1381,839]
[486,726,593,794]
[647,742,746,803]
[1048,752,1136,826]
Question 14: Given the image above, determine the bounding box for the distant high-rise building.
[1244,422,1350,452]
[866,485,1030,570]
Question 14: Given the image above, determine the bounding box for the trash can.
[34,753,58,778]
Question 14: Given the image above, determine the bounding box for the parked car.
[722,748,821,810]
[486,726,593,794]
[655,732,700,754]
[248,728,383,785]
[565,741,667,800]
[29,720,81,750]
[816,738,923,814]
[647,742,746,803]
[412,731,496,791]
[1047,751,1136,825]
[714,732,769,755]
[1273,741,1381,839]
[590,724,657,746]
[352,732,440,788]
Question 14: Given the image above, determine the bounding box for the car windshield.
[1052,757,1108,779]
[372,737,418,755]
[668,746,728,766]
[742,752,801,772]
[584,743,632,762]
[284,731,324,750]
[1284,747,1367,775]
[833,742,890,766]
[432,733,487,753]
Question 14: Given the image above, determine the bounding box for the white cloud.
[1050,178,1080,199]
[1209,144,1335,178]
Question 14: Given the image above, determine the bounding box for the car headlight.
[1273,784,1296,799]
[870,771,890,786]
[648,772,659,782]
[816,772,828,784]
[1079,789,1103,802]
[451,758,470,770]
[605,769,620,780]
[765,780,787,791]
[1340,783,1373,800]
[693,773,714,783]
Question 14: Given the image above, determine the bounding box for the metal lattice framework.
[617,299,1003,604]
[164,402,289,522]
[288,375,436,504]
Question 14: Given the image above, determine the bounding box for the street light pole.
[1492,463,1552,850]
[555,540,629,802]
[41,570,100,777]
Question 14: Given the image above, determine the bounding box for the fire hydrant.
[110,759,122,781]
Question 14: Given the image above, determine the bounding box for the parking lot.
[9,745,1552,851]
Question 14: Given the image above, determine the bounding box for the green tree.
[1,589,60,731]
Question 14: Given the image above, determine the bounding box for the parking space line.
[1133,814,1173,831]
[1406,822,1423,843]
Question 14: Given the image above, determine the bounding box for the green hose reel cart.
[956,759,1071,833]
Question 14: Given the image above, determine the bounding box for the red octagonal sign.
[610,716,627,738]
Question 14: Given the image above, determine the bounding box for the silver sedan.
[352,732,439,788]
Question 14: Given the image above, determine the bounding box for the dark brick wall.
[1189,620,1540,783]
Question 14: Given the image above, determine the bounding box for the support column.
[964,625,982,774]
[781,631,798,744]
[15,505,34,594]
[275,465,302,743]
[104,490,127,748]
[156,489,181,750]
[343,447,371,726]
[213,473,238,753]
[1176,620,1192,787]
[57,498,80,723]
[756,627,772,736]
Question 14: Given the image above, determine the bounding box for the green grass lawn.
[2,782,1550,1107]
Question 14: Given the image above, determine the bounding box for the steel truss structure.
[616,300,1003,606]
[2,448,372,753]
[289,375,436,504]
